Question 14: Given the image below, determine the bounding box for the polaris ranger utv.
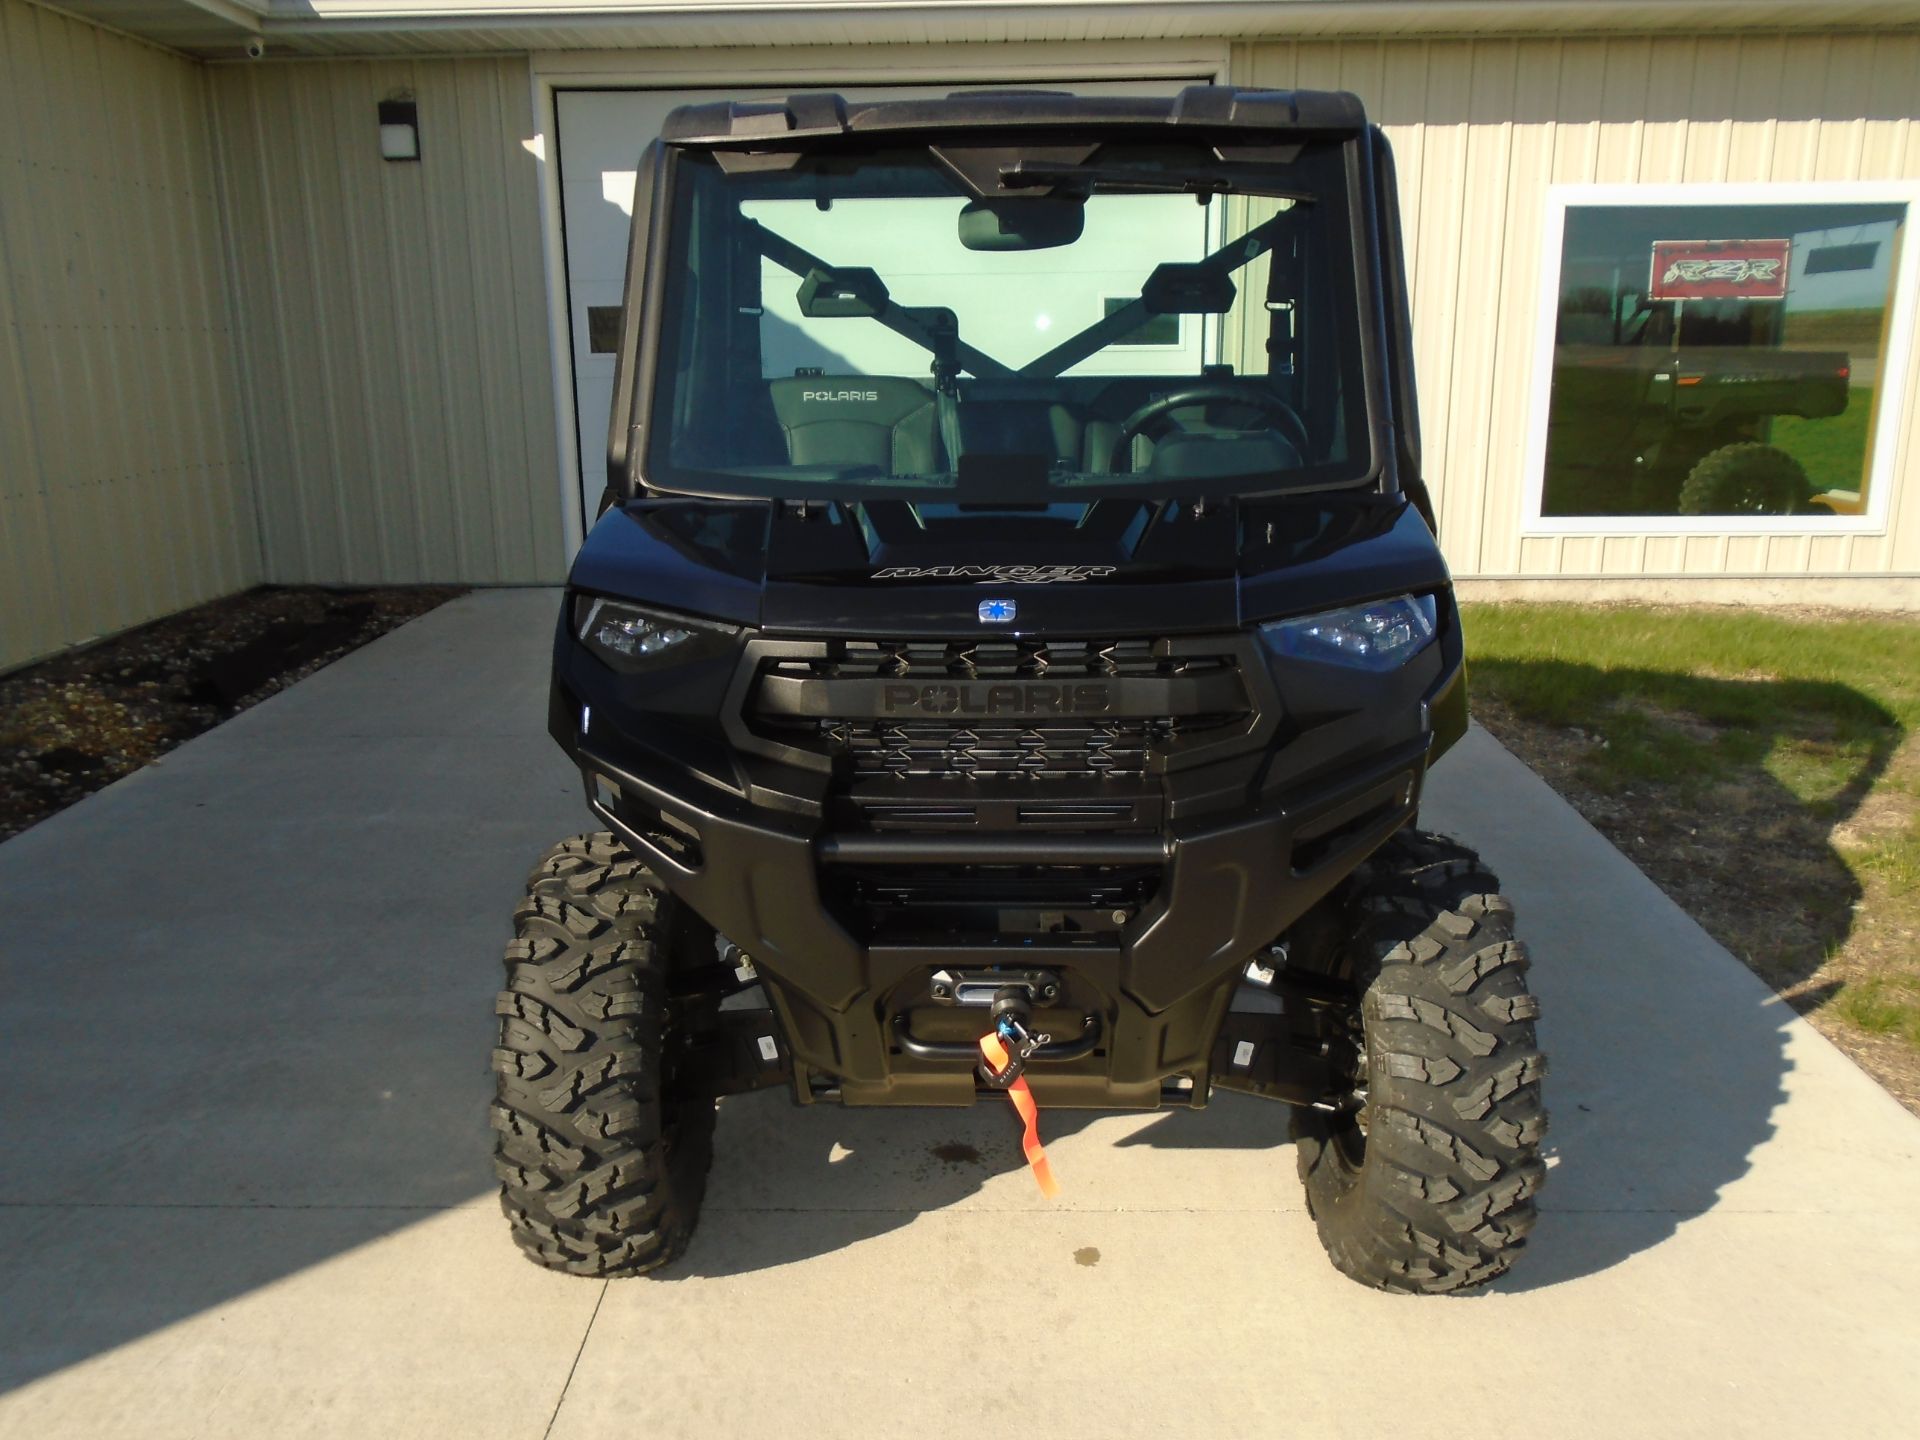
[492,86,1547,1294]
[1547,295,1852,517]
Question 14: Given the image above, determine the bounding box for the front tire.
[1292,831,1547,1293]
[1677,441,1810,515]
[491,833,716,1277]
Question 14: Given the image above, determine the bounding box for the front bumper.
[569,708,1433,1107]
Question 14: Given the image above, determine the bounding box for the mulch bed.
[0,585,464,842]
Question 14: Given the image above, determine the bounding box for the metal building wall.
[207,56,565,587]
[0,0,258,672]
[1233,32,1920,584]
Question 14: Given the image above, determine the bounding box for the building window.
[1526,185,1918,532]
[586,305,622,355]
[1103,297,1182,347]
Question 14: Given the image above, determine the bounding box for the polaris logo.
[881,682,1113,716]
[803,389,880,402]
[872,565,1117,585]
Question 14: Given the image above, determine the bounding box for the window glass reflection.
[1543,201,1906,519]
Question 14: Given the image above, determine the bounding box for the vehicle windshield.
[644,139,1374,503]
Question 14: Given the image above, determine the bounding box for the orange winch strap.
[979,1033,1061,1199]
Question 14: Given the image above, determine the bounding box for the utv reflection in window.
[1541,201,1907,518]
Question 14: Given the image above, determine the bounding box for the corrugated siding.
[236,4,1920,60]
[207,57,564,586]
[1233,33,1920,578]
[0,0,257,672]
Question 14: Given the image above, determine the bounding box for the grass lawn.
[1461,603,1920,1111]
[1773,383,1873,498]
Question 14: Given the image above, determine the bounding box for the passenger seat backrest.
[768,377,939,475]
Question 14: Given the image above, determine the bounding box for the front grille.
[746,633,1256,783]
[776,638,1232,683]
[829,718,1156,779]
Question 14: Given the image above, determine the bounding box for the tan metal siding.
[208,56,565,586]
[1234,32,1920,579]
[0,0,257,672]
[173,5,1920,61]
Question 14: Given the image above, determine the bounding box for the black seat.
[767,377,940,475]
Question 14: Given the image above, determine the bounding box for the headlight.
[574,596,736,671]
[1260,594,1438,672]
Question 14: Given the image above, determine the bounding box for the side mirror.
[958,197,1084,251]
[1141,262,1236,314]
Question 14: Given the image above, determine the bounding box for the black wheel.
[1292,830,1547,1293]
[1677,442,1811,516]
[491,832,716,1276]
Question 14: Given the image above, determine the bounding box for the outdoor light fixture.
[379,99,419,162]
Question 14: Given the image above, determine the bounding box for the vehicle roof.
[658,85,1369,149]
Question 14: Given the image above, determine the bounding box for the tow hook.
[976,989,1051,1090]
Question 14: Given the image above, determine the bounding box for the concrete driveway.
[2,588,1917,1440]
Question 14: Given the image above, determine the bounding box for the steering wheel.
[1108,385,1311,473]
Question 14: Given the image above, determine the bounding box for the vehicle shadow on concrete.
[683,698,1902,1293]
[1434,677,1903,1295]
[673,1090,1299,1281]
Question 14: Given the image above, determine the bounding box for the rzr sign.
[1648,239,1791,301]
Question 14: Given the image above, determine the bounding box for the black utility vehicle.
[492,87,1547,1294]
[1547,298,1851,516]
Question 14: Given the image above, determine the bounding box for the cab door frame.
[526,40,1230,555]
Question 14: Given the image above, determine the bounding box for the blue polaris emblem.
[978,598,1016,624]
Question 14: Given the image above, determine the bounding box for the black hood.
[565,494,1448,637]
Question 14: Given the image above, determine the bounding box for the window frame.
[636,139,1387,504]
[1100,296,1186,350]
[1520,181,1920,538]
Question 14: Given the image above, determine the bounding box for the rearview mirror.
[958,197,1084,252]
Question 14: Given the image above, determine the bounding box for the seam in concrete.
[543,1281,607,1440]
[4,1199,1913,1218]
[692,1202,1920,1218]
[0,1201,474,1212]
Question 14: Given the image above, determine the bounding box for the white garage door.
[554,80,1194,528]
